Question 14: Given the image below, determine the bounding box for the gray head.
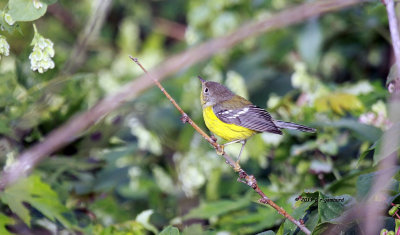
[198,76,234,108]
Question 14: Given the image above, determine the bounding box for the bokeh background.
[0,0,397,234]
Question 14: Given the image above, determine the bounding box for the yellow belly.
[203,106,257,142]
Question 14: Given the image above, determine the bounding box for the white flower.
[341,81,373,95]
[29,25,56,73]
[4,13,15,26]
[371,100,387,117]
[358,101,392,130]
[29,49,44,61]
[0,35,10,60]
[291,62,320,92]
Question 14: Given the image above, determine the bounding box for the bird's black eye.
[204,88,209,93]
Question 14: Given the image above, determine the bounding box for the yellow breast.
[203,106,257,142]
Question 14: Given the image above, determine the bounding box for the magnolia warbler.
[198,76,316,163]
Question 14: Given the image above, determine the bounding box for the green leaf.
[312,220,361,235]
[311,222,330,235]
[0,213,15,235]
[0,175,74,228]
[317,192,354,223]
[1,185,31,226]
[184,196,251,220]
[317,119,382,142]
[284,203,319,234]
[285,192,354,234]
[325,169,375,195]
[0,118,12,135]
[373,123,400,165]
[90,220,146,235]
[182,224,208,235]
[41,0,57,4]
[358,142,377,165]
[89,196,130,223]
[8,0,47,22]
[276,224,284,235]
[256,231,276,235]
[356,172,374,200]
[294,192,319,208]
[356,169,399,200]
[159,226,180,235]
[223,206,283,234]
[285,192,318,233]
[297,19,323,70]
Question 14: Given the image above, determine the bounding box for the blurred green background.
[0,0,397,234]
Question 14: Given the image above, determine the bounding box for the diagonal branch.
[0,0,364,200]
[130,57,311,234]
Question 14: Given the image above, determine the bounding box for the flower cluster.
[0,35,10,60]
[358,100,392,130]
[29,25,55,73]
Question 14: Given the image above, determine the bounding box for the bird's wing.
[213,98,282,135]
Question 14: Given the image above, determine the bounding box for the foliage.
[0,0,399,234]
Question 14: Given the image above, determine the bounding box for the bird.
[198,76,316,163]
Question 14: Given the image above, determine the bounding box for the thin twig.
[129,56,218,150]
[0,0,363,203]
[130,57,311,234]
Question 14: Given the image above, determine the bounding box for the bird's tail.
[274,120,316,133]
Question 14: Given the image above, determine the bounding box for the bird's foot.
[216,144,224,155]
[234,159,241,171]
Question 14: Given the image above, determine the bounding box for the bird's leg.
[223,139,243,147]
[236,140,247,164]
[211,135,224,155]
[222,139,247,164]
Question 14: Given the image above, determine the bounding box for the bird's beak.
[197,76,206,84]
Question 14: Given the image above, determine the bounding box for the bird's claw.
[234,161,241,172]
[216,144,224,155]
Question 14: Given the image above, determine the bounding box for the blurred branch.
[155,17,186,41]
[324,202,383,234]
[62,0,113,74]
[326,2,400,233]
[362,1,400,234]
[327,112,400,234]
[384,0,400,92]
[0,0,364,205]
[131,57,311,234]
